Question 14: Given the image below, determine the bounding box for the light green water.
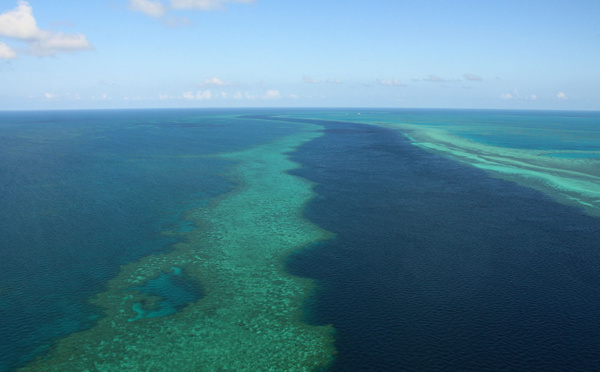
[281,110,600,218]
[384,124,600,217]
[20,121,336,371]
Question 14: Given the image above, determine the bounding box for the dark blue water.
[287,119,600,371]
[297,109,600,151]
[0,109,304,371]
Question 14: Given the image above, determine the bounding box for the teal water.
[2,108,600,371]
[543,152,600,159]
[288,109,600,151]
[0,109,305,371]
[128,267,202,321]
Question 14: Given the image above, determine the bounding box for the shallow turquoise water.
[128,267,202,321]
[543,152,600,159]
[0,109,305,371]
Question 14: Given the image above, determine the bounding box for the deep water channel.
[285,118,600,371]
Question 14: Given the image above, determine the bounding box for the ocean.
[1,108,599,371]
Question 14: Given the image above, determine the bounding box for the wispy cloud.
[378,79,404,86]
[500,89,539,101]
[183,90,212,100]
[0,1,92,57]
[264,89,280,99]
[302,75,319,84]
[128,0,191,26]
[128,0,167,18]
[463,73,482,81]
[170,0,255,11]
[203,77,226,86]
[128,0,255,21]
[557,91,567,100]
[500,89,520,100]
[424,75,446,82]
[222,89,281,101]
[0,41,16,59]
[200,76,236,87]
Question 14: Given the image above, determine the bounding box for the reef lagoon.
[1,108,600,371]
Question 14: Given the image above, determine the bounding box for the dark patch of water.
[287,119,600,371]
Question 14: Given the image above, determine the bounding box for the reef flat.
[281,110,600,217]
[20,121,335,371]
[383,123,600,217]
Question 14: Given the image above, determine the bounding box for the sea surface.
[1,108,599,371]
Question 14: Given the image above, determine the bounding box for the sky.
[0,0,599,110]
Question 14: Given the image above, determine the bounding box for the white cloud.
[228,89,280,100]
[501,90,541,101]
[424,75,446,82]
[128,0,167,18]
[379,79,404,86]
[170,0,255,11]
[43,92,55,100]
[464,73,482,81]
[29,31,92,56]
[264,89,280,99]
[0,1,38,39]
[183,90,212,100]
[0,41,17,59]
[128,0,255,20]
[0,1,92,57]
[202,77,228,86]
[199,90,212,100]
[557,91,567,100]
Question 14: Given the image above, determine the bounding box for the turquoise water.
[288,109,600,151]
[128,267,202,321]
[0,109,305,371]
[543,152,600,159]
[2,108,600,371]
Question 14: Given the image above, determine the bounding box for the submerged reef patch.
[280,111,600,218]
[20,122,335,371]
[386,124,600,217]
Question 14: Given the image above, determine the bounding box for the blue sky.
[0,0,599,110]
